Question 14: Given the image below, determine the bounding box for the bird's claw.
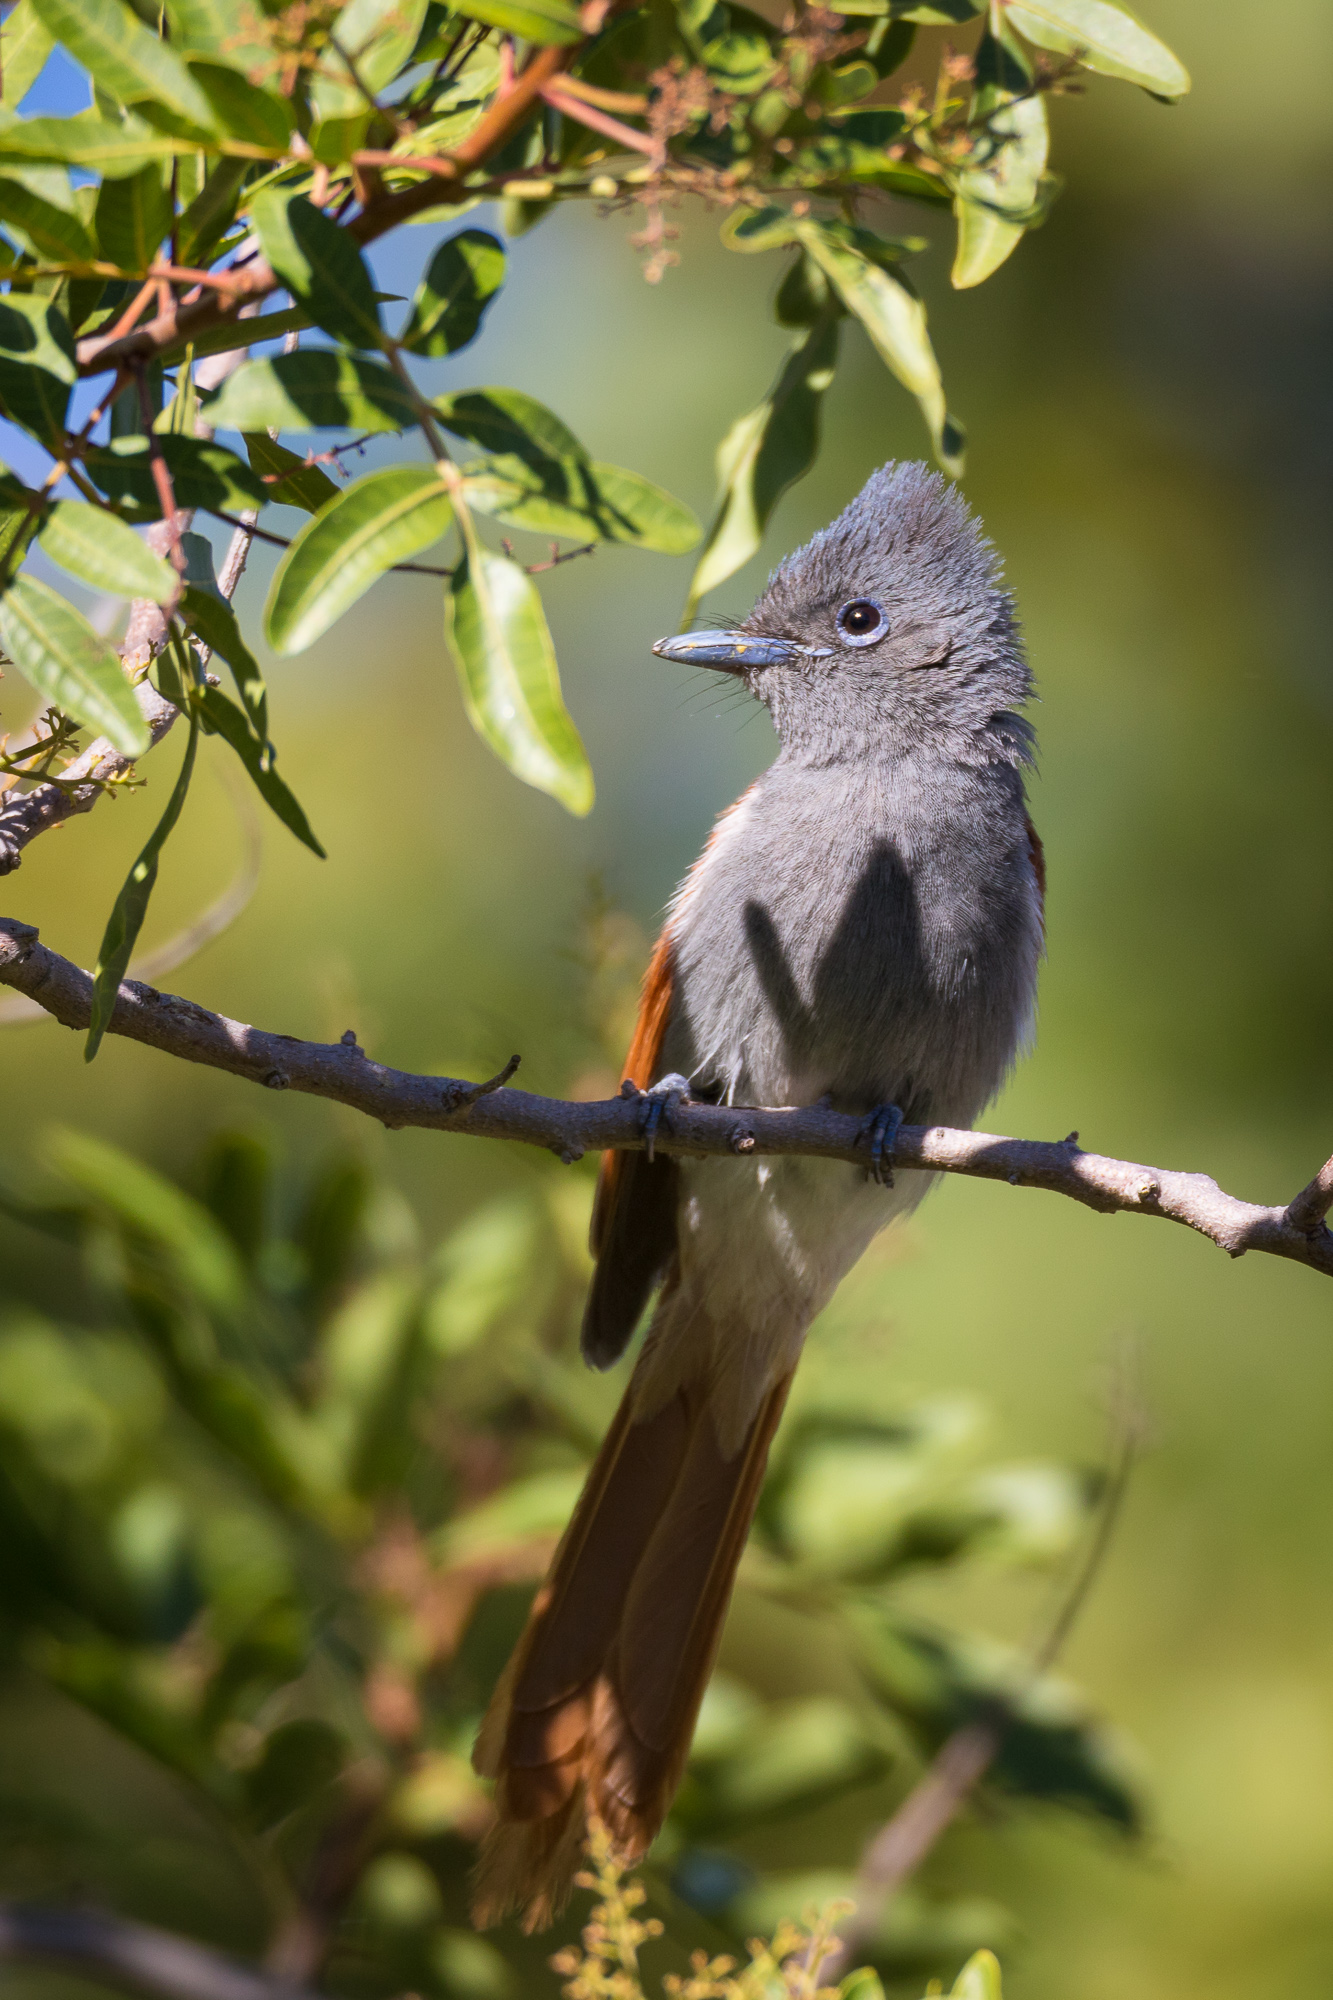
[858,1102,903,1188]
[636,1073,691,1164]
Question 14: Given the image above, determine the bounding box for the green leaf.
[249,189,382,349]
[31,0,219,133]
[86,711,199,1061]
[1,0,56,108]
[445,540,592,816]
[242,432,339,516]
[93,160,173,272]
[952,40,1049,287]
[462,455,699,554]
[180,581,266,733]
[447,0,582,45]
[175,153,248,268]
[161,302,309,366]
[0,288,73,442]
[162,0,272,73]
[797,219,964,475]
[0,111,201,175]
[434,386,587,466]
[197,682,325,856]
[0,574,149,754]
[951,1953,1003,2000]
[401,228,505,357]
[205,351,416,434]
[685,310,838,617]
[310,0,431,120]
[0,172,96,261]
[1005,0,1189,94]
[85,433,267,515]
[187,60,293,151]
[265,465,454,656]
[38,501,178,601]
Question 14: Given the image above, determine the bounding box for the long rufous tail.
[469,1357,793,1931]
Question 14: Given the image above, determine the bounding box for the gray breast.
[662,752,1042,1126]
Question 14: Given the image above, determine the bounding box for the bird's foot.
[857,1101,903,1188]
[630,1072,691,1164]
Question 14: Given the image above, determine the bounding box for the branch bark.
[0,1904,323,2000]
[1,915,1329,1281]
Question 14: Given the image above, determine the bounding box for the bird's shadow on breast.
[742,838,933,1120]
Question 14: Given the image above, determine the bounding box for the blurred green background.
[3,2,1333,1995]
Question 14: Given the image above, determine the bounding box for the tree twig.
[0,916,1328,1279]
[0,1904,324,2000]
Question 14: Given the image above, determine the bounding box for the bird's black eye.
[836,598,888,647]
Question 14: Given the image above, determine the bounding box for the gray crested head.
[657,462,1033,769]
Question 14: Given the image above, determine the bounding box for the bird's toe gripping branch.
[632,1072,692,1164]
[858,1102,904,1188]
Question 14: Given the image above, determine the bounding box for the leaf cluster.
[0,1125,1143,1988]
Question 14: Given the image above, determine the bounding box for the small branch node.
[441,1053,521,1114]
[619,1077,639,1100]
[729,1125,756,1154]
[1284,1153,1333,1236]
[1063,1130,1080,1147]
[557,1144,585,1164]
[263,1069,289,1090]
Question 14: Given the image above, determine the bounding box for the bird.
[470,460,1045,1930]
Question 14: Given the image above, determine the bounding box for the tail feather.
[470,1361,793,1929]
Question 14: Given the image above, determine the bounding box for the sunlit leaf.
[242,432,339,516]
[94,160,173,272]
[401,228,505,356]
[798,219,965,475]
[0,111,200,175]
[163,302,309,365]
[180,581,266,732]
[951,87,1050,287]
[265,465,454,656]
[0,289,73,441]
[1,0,56,108]
[447,0,582,46]
[196,683,325,856]
[445,542,593,815]
[1004,0,1189,95]
[0,574,149,755]
[85,433,267,515]
[188,60,293,151]
[685,311,838,616]
[30,0,219,134]
[249,189,382,349]
[952,1952,1004,2000]
[86,712,199,1062]
[435,386,587,466]
[206,352,416,434]
[0,172,95,261]
[38,501,178,601]
[462,454,698,554]
[175,153,250,269]
[310,0,430,119]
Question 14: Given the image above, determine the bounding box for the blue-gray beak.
[652,629,804,673]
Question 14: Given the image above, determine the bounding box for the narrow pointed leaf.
[952,81,1049,287]
[0,290,73,442]
[0,574,148,753]
[188,61,293,151]
[401,229,506,356]
[86,712,199,1061]
[249,189,382,349]
[0,173,95,261]
[266,466,454,656]
[1,0,56,108]
[0,112,200,175]
[461,456,699,554]
[38,501,178,601]
[94,160,173,271]
[206,352,416,434]
[686,311,839,616]
[242,432,339,515]
[197,683,324,856]
[445,545,592,816]
[798,220,964,475]
[447,0,582,44]
[310,0,430,119]
[85,433,266,515]
[1005,0,1189,95]
[31,0,219,132]
[434,387,587,466]
[180,582,266,733]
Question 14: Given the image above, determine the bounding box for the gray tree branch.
[0,1904,323,2000]
[1,915,1329,1280]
